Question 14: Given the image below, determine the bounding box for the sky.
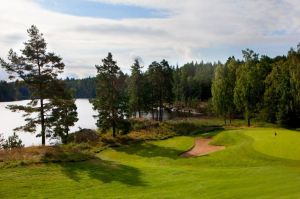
[1,0,300,79]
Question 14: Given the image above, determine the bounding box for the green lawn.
[1,127,300,198]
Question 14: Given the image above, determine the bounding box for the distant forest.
[0,61,217,104]
[0,77,95,101]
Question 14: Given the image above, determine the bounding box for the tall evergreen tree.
[145,60,174,121]
[48,80,78,144]
[128,59,144,118]
[146,61,162,120]
[0,25,65,145]
[91,53,128,137]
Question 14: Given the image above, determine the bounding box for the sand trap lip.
[181,138,225,157]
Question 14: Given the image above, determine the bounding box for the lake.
[0,99,200,146]
[0,99,97,146]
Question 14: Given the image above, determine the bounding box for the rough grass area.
[1,125,300,198]
[72,118,225,148]
[0,118,222,167]
[0,144,94,168]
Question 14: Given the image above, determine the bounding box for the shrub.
[130,119,159,131]
[2,133,24,150]
[117,119,131,135]
[68,129,100,143]
[0,134,5,149]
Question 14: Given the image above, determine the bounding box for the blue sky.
[0,0,300,79]
[37,0,168,19]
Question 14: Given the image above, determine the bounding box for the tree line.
[0,77,96,102]
[0,25,216,143]
[0,62,216,105]
[2,25,299,145]
[212,48,300,127]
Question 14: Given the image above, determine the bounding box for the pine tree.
[146,60,173,121]
[91,53,128,137]
[48,80,78,144]
[0,25,65,145]
[128,59,144,118]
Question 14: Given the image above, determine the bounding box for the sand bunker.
[181,138,225,157]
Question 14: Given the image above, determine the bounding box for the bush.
[117,119,132,135]
[130,119,159,131]
[0,134,5,149]
[68,129,100,143]
[2,133,24,150]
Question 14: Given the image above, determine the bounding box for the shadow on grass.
[164,120,224,136]
[57,155,146,186]
[113,142,183,159]
[112,127,225,159]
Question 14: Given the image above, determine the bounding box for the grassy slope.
[1,127,300,198]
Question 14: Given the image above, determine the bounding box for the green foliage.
[234,49,262,126]
[264,50,300,126]
[65,77,96,99]
[212,57,239,123]
[48,81,78,144]
[0,133,5,149]
[173,61,217,107]
[130,119,159,131]
[0,81,17,101]
[2,133,24,150]
[145,60,174,121]
[211,46,300,127]
[0,25,66,145]
[0,77,96,102]
[128,59,145,117]
[68,129,100,144]
[91,52,129,137]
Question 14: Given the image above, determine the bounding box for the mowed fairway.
[1,127,300,199]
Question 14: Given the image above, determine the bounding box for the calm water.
[0,99,97,146]
[0,100,200,146]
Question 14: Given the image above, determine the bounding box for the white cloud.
[1,0,300,80]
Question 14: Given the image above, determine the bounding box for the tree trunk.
[247,118,251,127]
[112,121,116,137]
[64,130,69,144]
[38,60,45,146]
[159,101,163,122]
[224,116,227,125]
[40,98,45,145]
[151,108,154,120]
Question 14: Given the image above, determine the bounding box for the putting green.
[245,128,300,160]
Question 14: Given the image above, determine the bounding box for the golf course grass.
[1,127,300,198]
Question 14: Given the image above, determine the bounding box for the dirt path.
[181,138,225,157]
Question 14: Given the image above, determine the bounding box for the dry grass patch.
[0,145,94,168]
